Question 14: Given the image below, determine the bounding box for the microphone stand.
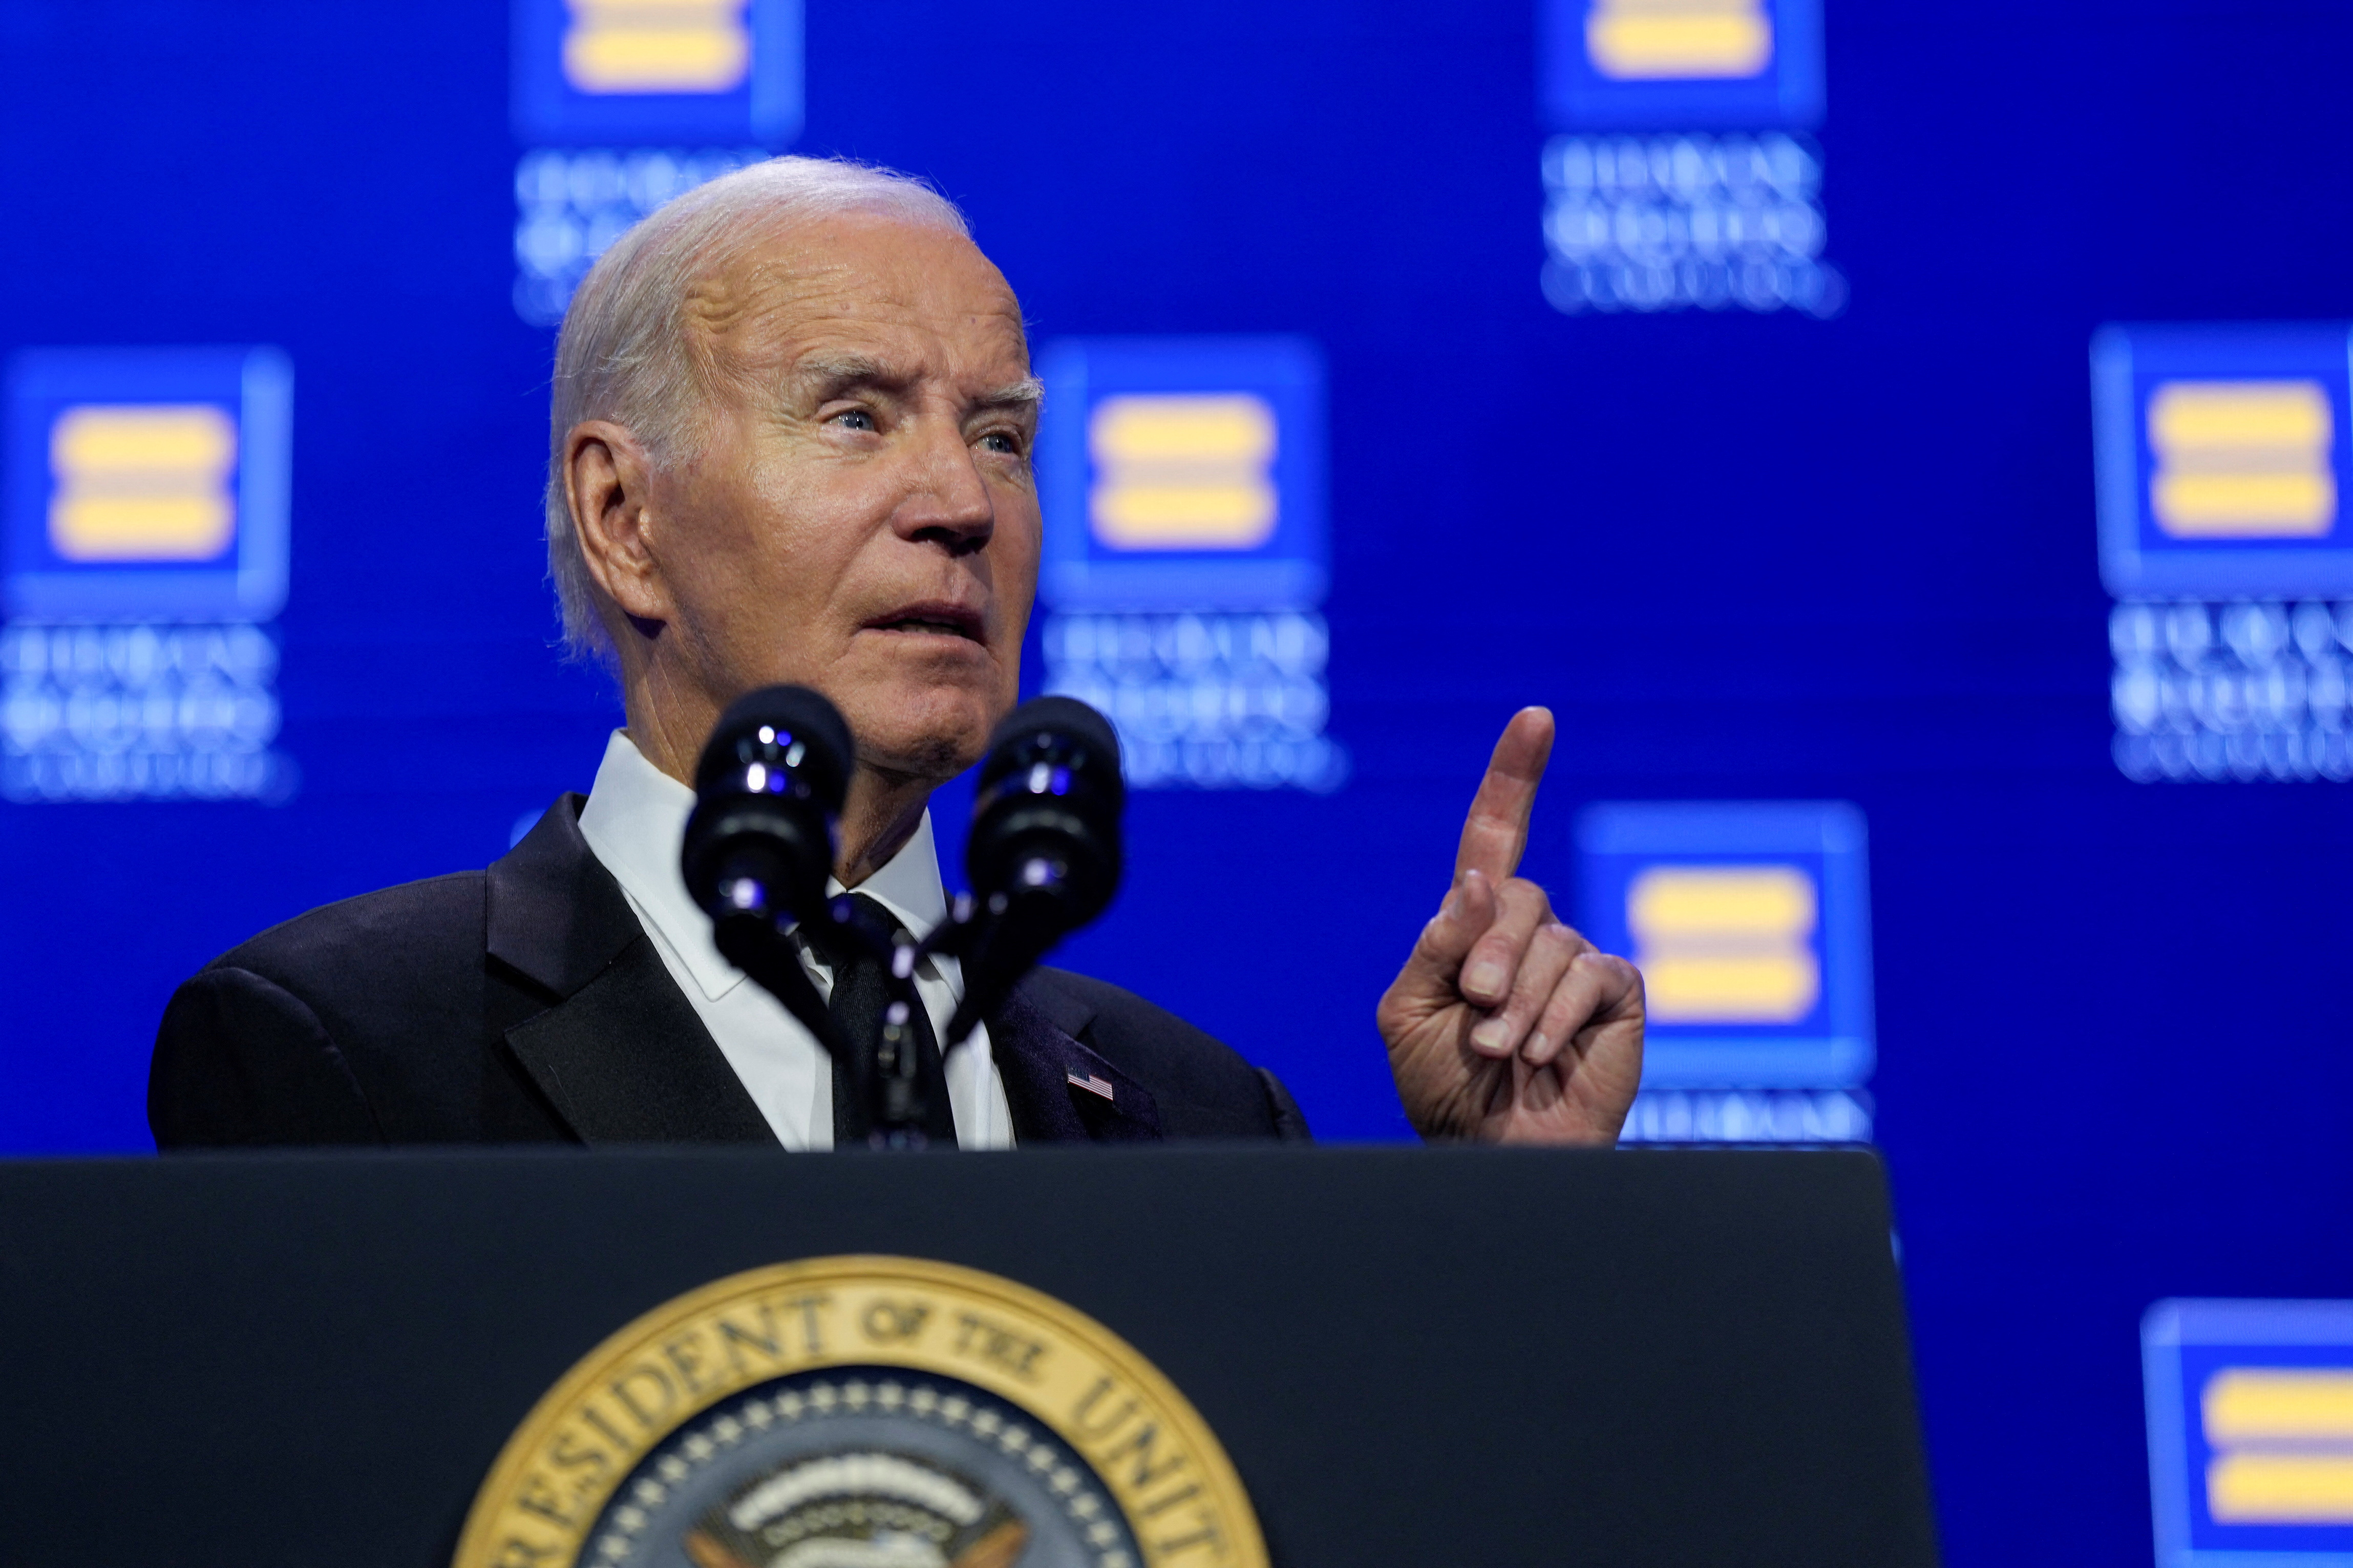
[862,918,932,1148]
[720,898,963,1150]
[710,913,838,1054]
[714,865,1087,1150]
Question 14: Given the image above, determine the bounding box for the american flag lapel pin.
[1067,1071,1115,1102]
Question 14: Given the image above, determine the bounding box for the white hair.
[543,156,972,665]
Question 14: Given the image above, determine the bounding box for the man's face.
[645,213,1041,782]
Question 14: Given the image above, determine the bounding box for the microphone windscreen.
[695,684,854,811]
[953,695,1127,1036]
[982,696,1123,805]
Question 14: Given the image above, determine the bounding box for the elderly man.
[148,157,1644,1150]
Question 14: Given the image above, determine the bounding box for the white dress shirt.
[575,730,1015,1150]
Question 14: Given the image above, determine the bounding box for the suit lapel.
[504,937,774,1145]
[487,797,774,1146]
[989,981,1163,1144]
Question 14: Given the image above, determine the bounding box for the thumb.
[1401,868,1499,992]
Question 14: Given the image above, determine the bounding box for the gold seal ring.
[455,1255,1266,1568]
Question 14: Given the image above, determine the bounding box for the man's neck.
[833,767,932,888]
[619,709,932,890]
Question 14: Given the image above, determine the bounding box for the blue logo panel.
[511,0,802,145]
[1036,336,1327,614]
[2094,323,2353,599]
[1577,801,1872,1088]
[6,346,291,622]
[1540,0,1824,128]
[2144,1300,2353,1566]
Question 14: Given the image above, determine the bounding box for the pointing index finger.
[1453,706,1556,885]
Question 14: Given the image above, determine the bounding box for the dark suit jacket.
[150,797,1309,1149]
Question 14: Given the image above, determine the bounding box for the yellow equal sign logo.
[563,0,751,95]
[2203,1367,2353,1524]
[2148,379,2338,539]
[1586,0,1773,80]
[1087,394,1279,551]
[1628,864,1819,1024]
[48,403,237,563]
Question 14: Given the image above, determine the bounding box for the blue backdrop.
[3,3,2350,1564]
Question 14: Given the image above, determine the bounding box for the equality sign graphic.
[1577,800,1873,1090]
[5,347,291,624]
[2094,323,2353,599]
[2145,1300,2353,1565]
[1037,336,1326,615]
[511,0,802,146]
[1540,0,1825,130]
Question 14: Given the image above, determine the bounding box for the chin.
[840,681,1004,782]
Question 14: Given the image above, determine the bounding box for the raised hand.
[1377,707,1645,1144]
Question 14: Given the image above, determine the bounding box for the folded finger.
[1525,949,1643,1067]
[1468,919,1582,1059]
[1407,866,1500,985]
[1459,876,1551,1008]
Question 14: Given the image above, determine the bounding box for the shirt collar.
[575,729,951,1001]
[841,803,948,939]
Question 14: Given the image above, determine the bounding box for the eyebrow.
[973,376,1046,414]
[791,357,1044,416]
[792,354,912,399]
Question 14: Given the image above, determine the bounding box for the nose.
[892,412,995,555]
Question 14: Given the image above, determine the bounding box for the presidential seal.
[455,1256,1265,1568]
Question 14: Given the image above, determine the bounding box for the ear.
[564,420,672,636]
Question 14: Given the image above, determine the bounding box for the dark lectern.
[0,1146,1937,1566]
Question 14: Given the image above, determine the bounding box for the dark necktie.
[814,893,959,1148]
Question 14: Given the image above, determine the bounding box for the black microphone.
[681,685,854,1050]
[682,685,853,925]
[946,696,1125,1042]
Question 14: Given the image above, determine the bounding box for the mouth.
[862,602,986,643]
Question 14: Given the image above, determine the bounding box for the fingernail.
[1465,962,1504,996]
[1471,1019,1510,1053]
[1524,1030,1550,1061]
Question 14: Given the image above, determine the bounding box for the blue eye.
[833,409,876,431]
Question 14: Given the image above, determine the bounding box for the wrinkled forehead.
[680,211,1031,391]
